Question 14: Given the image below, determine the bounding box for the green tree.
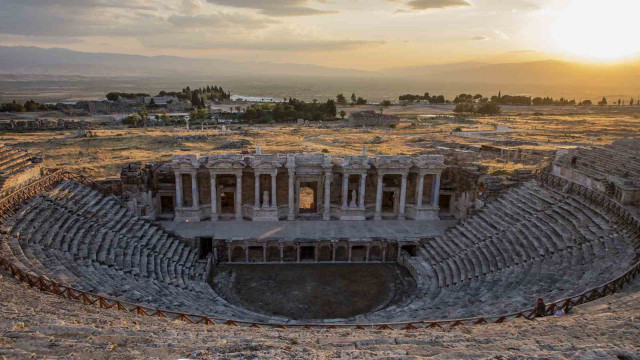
[453,103,475,113]
[191,92,201,108]
[159,111,170,124]
[382,100,392,107]
[474,103,500,115]
[598,97,607,105]
[122,114,140,126]
[339,110,347,119]
[336,94,347,106]
[350,93,357,105]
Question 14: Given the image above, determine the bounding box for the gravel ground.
[1,272,640,359]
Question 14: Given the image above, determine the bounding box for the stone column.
[235,173,243,220]
[398,173,407,219]
[227,245,232,263]
[358,174,367,209]
[263,245,267,263]
[210,173,217,221]
[280,244,284,263]
[341,174,349,209]
[365,245,370,262]
[323,171,331,221]
[287,169,295,220]
[348,245,352,262]
[374,173,383,220]
[191,172,199,209]
[332,245,336,262]
[432,173,441,207]
[245,246,249,263]
[271,172,277,208]
[174,172,183,208]
[254,172,261,208]
[297,246,301,262]
[416,173,425,208]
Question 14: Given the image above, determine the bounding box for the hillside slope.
[1,271,639,359]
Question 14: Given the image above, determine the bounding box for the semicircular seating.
[1,177,638,324]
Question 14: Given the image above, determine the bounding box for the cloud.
[472,35,489,41]
[392,0,472,11]
[168,13,277,29]
[181,0,205,15]
[0,0,381,54]
[0,0,157,11]
[139,33,385,51]
[205,0,336,16]
[494,30,510,40]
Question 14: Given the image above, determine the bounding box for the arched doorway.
[298,186,316,213]
[231,246,245,262]
[335,246,348,261]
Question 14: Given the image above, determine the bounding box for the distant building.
[144,96,179,106]
[230,95,285,103]
[344,111,400,127]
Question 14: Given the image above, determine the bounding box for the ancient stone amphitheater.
[0,140,639,333]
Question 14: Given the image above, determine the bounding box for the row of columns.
[254,171,277,208]
[226,243,394,263]
[174,171,243,221]
[341,173,367,209]
[209,172,242,221]
[174,171,199,209]
[176,169,440,221]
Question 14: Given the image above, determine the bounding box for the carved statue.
[263,190,270,207]
[350,189,357,207]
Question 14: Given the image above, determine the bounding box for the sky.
[0,0,639,70]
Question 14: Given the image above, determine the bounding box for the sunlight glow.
[550,0,640,61]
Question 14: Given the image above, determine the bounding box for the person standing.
[535,298,546,318]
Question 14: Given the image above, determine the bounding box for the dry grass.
[2,107,639,179]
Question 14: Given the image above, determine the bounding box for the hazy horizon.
[1,0,639,71]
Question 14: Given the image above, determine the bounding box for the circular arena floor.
[211,264,416,320]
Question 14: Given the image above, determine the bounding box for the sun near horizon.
[0,0,639,70]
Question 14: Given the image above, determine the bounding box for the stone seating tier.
[0,179,637,324]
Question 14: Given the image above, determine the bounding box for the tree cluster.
[399,93,446,104]
[0,100,56,113]
[453,94,483,104]
[243,98,337,123]
[453,102,501,115]
[106,92,150,101]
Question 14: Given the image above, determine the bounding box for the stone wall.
[344,111,400,128]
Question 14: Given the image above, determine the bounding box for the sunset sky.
[0,0,639,70]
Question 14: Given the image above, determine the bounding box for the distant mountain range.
[0,46,638,90]
[387,60,640,88]
[0,46,366,77]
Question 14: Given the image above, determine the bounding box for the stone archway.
[267,246,280,262]
[351,246,366,262]
[283,246,296,262]
[231,246,245,262]
[335,246,348,261]
[318,245,332,262]
[369,245,382,261]
[298,186,316,213]
[248,246,264,262]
